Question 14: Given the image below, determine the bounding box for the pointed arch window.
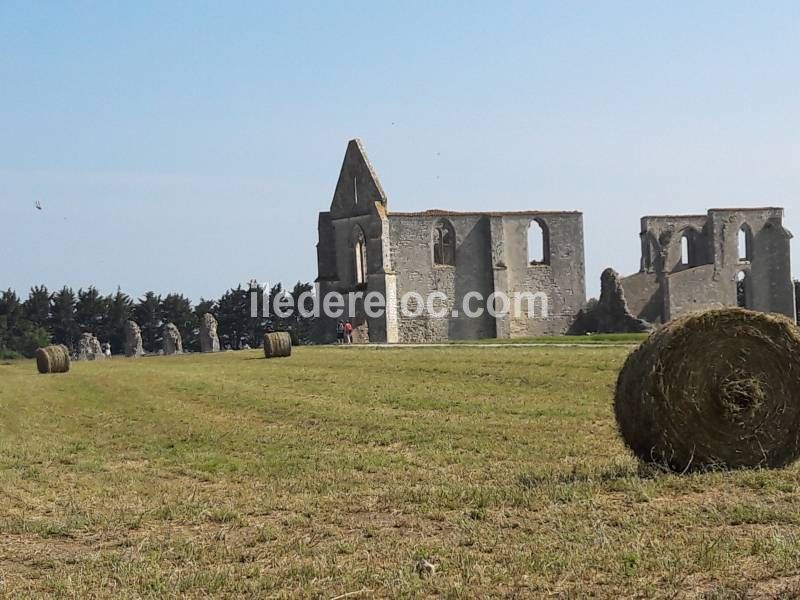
[738,224,753,262]
[680,228,699,267]
[528,219,550,265]
[353,226,367,285]
[433,219,456,266]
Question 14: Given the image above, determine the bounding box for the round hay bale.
[615,308,800,472]
[35,345,71,374]
[263,331,292,359]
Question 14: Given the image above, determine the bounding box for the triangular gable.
[330,139,388,217]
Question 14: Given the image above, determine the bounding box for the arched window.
[433,219,456,266]
[528,219,550,265]
[680,235,690,265]
[352,226,367,285]
[680,228,699,267]
[738,224,753,262]
[736,270,748,308]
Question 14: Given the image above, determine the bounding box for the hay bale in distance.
[263,331,292,359]
[35,345,71,374]
[614,308,800,472]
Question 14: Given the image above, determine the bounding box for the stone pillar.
[199,313,220,353]
[77,333,105,360]
[124,320,144,357]
[163,323,183,355]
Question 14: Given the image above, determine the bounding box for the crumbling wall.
[389,213,496,343]
[663,265,730,319]
[570,268,652,334]
[499,212,585,337]
[619,272,662,323]
[621,208,795,323]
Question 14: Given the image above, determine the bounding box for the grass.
[451,333,649,345]
[0,346,798,598]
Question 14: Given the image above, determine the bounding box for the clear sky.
[2,1,798,301]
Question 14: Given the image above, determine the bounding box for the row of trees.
[0,282,316,358]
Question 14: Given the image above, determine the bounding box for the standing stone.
[163,322,183,355]
[199,313,220,353]
[77,332,105,360]
[124,320,144,357]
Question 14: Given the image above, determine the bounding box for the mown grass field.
[0,346,799,599]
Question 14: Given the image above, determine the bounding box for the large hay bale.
[615,308,800,472]
[263,331,292,359]
[35,345,71,374]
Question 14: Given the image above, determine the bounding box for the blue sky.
[1,1,798,301]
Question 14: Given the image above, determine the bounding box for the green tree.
[194,298,216,321]
[0,289,48,357]
[217,285,251,349]
[24,285,51,331]
[103,288,134,354]
[134,292,162,353]
[76,287,108,336]
[289,281,316,345]
[0,290,24,352]
[50,287,79,350]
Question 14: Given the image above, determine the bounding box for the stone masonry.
[620,208,795,323]
[315,139,586,343]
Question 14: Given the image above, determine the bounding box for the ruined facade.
[620,208,795,323]
[315,139,586,343]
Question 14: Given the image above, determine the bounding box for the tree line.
[0,282,316,359]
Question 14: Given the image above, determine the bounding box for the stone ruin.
[620,208,794,323]
[124,320,144,357]
[315,138,587,343]
[570,268,653,335]
[199,313,220,353]
[163,323,183,355]
[77,332,105,360]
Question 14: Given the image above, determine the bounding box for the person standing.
[336,320,345,345]
[344,321,354,344]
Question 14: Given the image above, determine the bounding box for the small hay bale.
[35,345,71,374]
[614,308,800,472]
[263,331,292,359]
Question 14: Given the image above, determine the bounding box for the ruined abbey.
[316,140,796,343]
[620,208,795,323]
[315,140,586,343]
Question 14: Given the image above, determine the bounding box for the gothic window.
[528,219,550,265]
[680,228,699,267]
[353,226,367,285]
[738,224,753,262]
[433,219,456,266]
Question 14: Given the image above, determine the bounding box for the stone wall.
[621,207,794,323]
[498,212,585,337]
[388,213,496,343]
[315,138,587,343]
[664,264,730,319]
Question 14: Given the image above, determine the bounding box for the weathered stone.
[124,320,144,357]
[199,313,220,353]
[77,332,105,361]
[163,323,183,355]
[315,138,586,343]
[620,208,794,323]
[570,268,653,335]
